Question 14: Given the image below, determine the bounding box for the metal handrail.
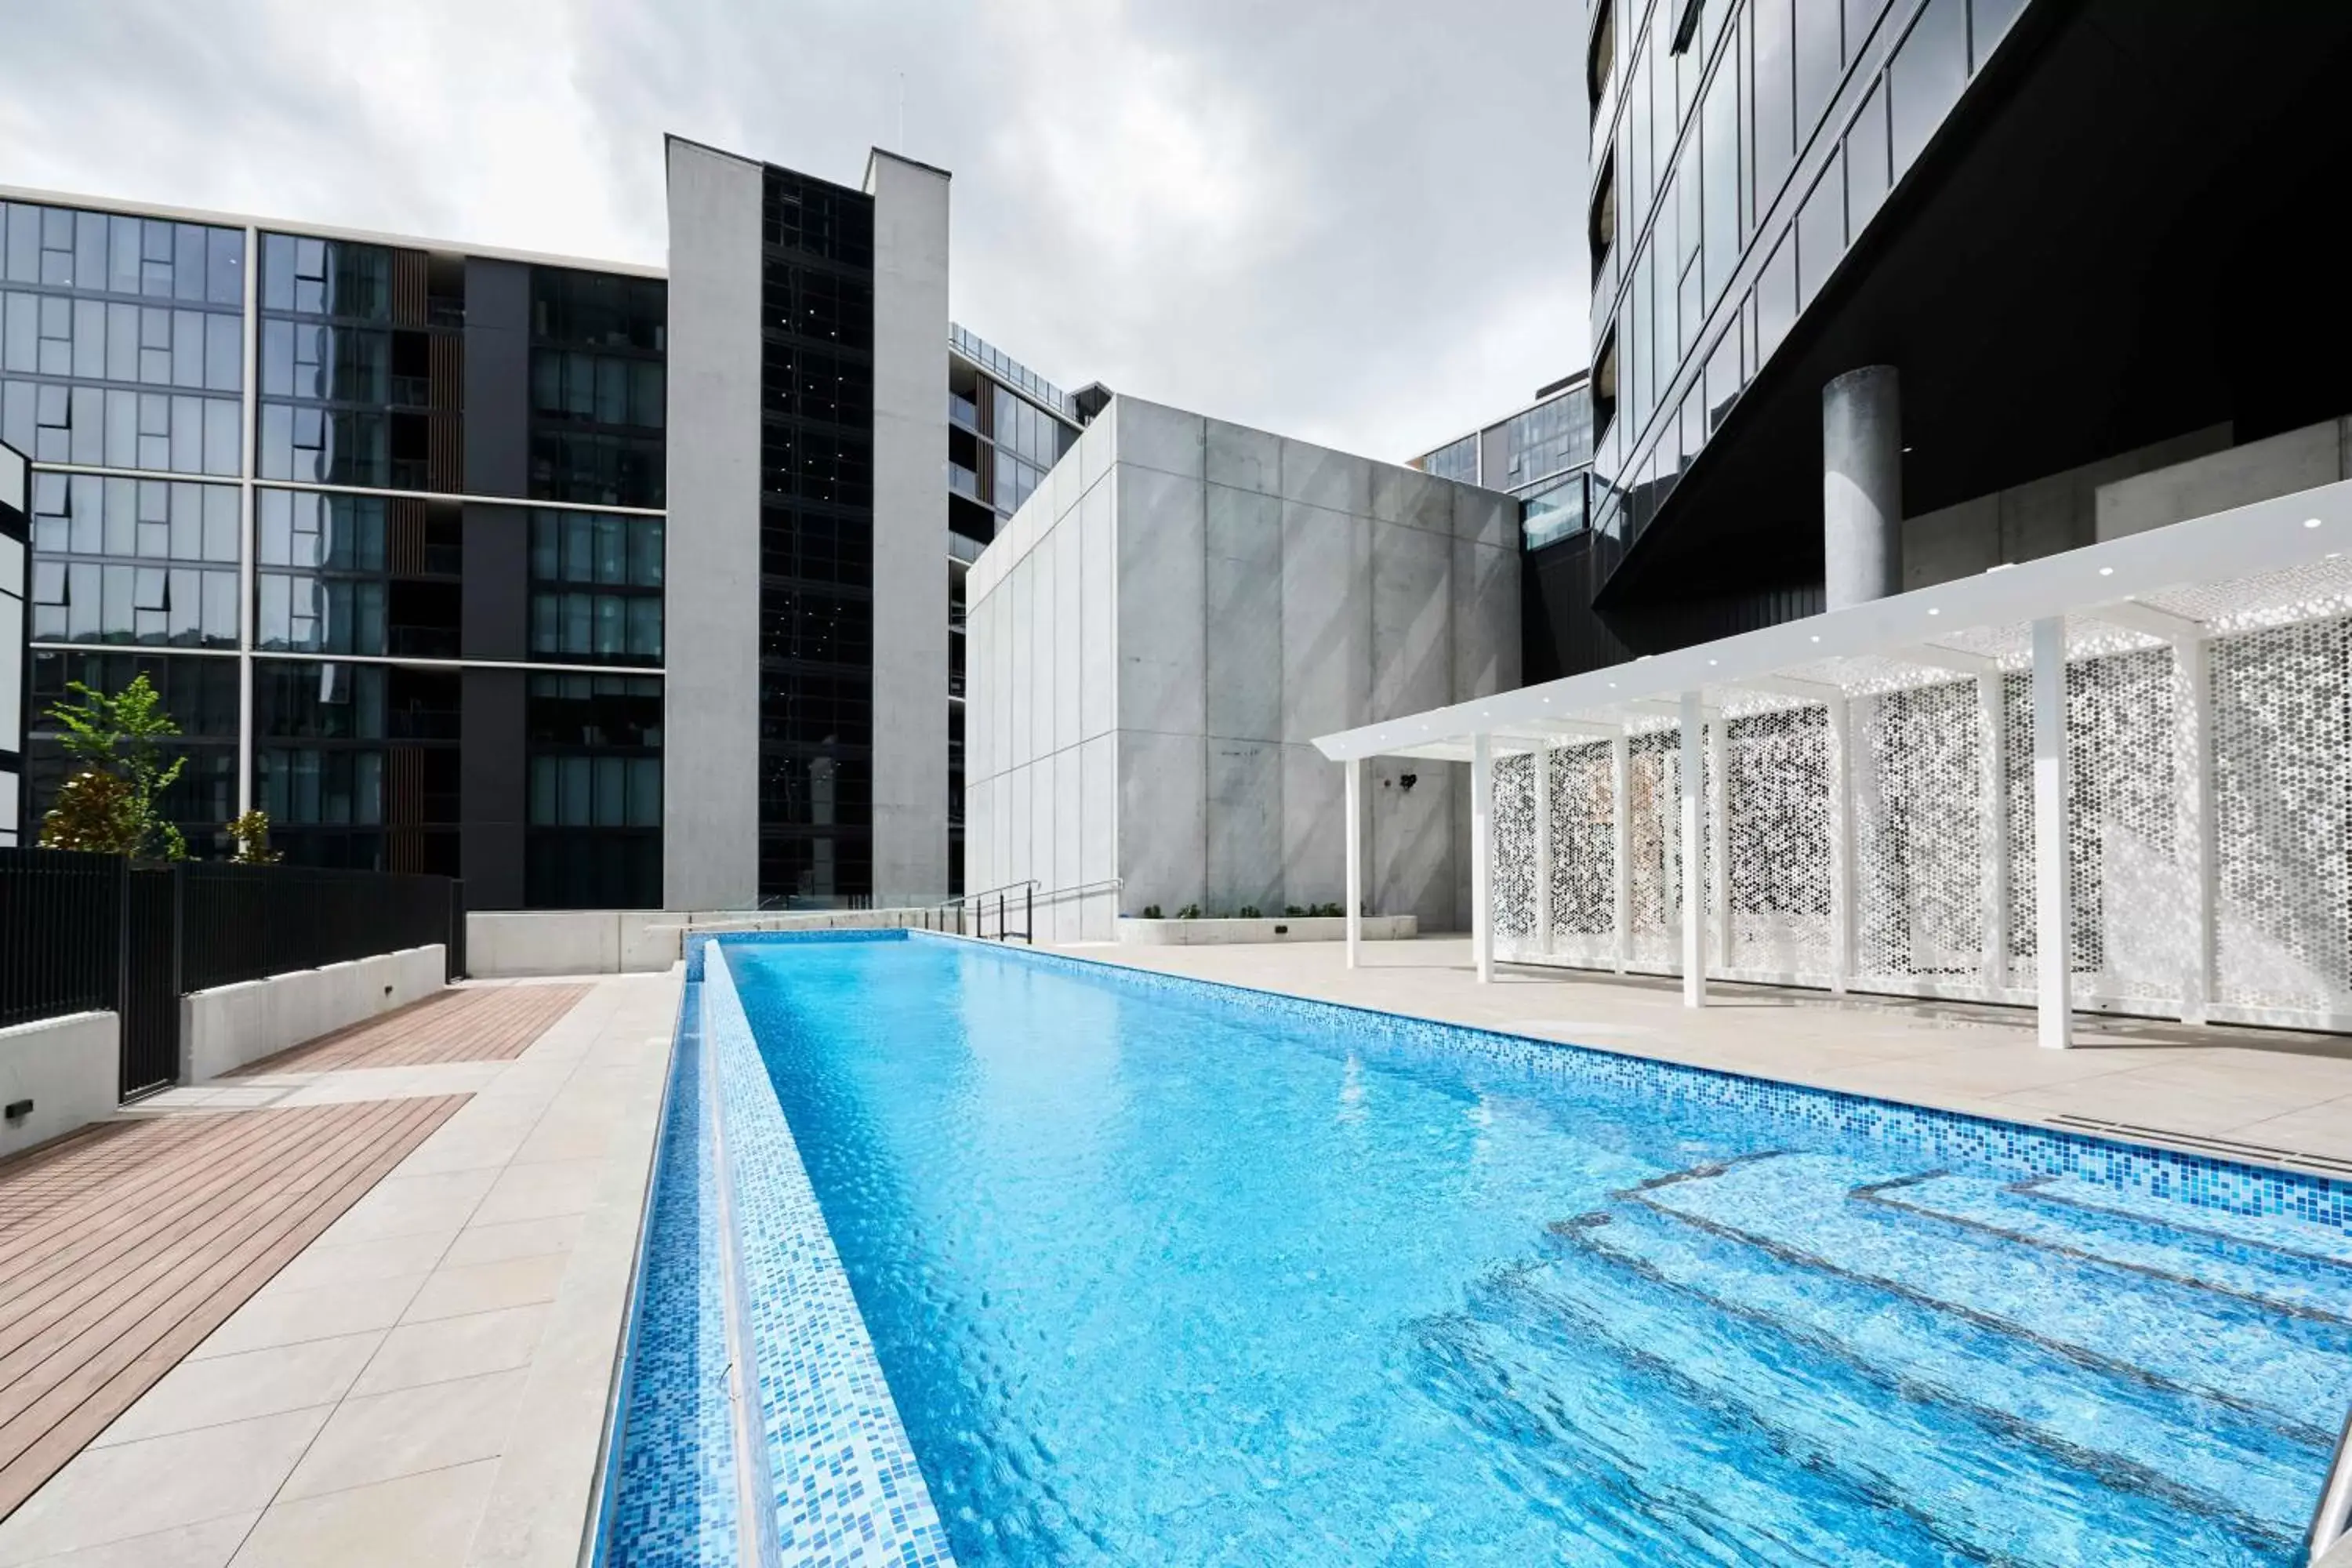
[2312,1407,2352,1564]
[923,877,1123,945]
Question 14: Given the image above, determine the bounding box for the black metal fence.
[0,848,465,1100]
[179,863,463,993]
[0,846,121,1029]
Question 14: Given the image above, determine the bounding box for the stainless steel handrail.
[2313,1407,2352,1564]
[924,877,1123,944]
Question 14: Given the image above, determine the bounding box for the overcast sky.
[0,0,1588,459]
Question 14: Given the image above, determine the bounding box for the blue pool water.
[633,936,2352,1565]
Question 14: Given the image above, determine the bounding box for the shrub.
[1237,905,1262,920]
[1141,903,1163,920]
[1176,903,1202,920]
[227,809,284,865]
[1283,905,1304,917]
[39,674,187,860]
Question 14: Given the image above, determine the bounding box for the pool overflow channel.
[598,931,2352,1566]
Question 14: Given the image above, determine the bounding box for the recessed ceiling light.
[2098,566,2113,576]
[2306,518,2324,529]
[1810,634,1821,642]
[1707,659,1719,666]
[1927,608,1940,616]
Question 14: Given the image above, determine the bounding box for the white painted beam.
[1345,757,1363,971]
[2089,597,2206,643]
[2031,616,2074,1049]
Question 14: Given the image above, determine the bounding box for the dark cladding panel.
[463,258,532,499]
[460,664,526,909]
[461,503,529,661]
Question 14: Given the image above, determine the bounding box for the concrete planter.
[1116,915,1417,946]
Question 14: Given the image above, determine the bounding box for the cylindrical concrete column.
[1823,365,1902,609]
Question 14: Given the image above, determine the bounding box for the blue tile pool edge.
[698,939,957,1568]
[700,927,2352,1242]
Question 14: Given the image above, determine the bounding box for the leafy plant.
[1175,903,1202,920]
[227,809,284,865]
[1141,903,1163,920]
[40,675,187,860]
[38,769,143,855]
[1237,905,1262,920]
[1283,905,1305,917]
[1309,902,1345,918]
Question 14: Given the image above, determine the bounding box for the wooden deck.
[0,1096,468,1516]
[227,983,592,1076]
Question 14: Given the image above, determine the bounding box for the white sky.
[0,0,1589,459]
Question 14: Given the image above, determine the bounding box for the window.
[1588,0,1616,112]
[530,350,665,428]
[1755,232,1798,362]
[1889,0,1968,177]
[1972,0,2027,66]
[1796,153,1846,309]
[1701,49,1741,307]
[1592,331,1619,437]
[528,510,663,665]
[1793,0,1842,156]
[1704,328,1742,432]
[1421,434,1479,485]
[1846,80,1892,237]
[1521,474,1590,550]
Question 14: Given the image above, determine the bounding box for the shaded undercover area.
[1530,0,2352,677]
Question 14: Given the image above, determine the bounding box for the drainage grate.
[2043,1114,2352,1178]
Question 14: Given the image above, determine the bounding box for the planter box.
[1116,915,1417,946]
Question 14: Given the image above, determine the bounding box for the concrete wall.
[2096,417,2352,541]
[180,944,446,1082]
[966,397,1519,938]
[1902,425,2231,588]
[468,910,684,978]
[662,137,764,911]
[0,1011,118,1159]
[864,152,953,902]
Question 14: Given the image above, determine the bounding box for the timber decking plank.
[227,985,591,1075]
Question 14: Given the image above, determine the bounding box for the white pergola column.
[2176,633,2215,1024]
[1978,672,2009,991]
[1610,732,1632,975]
[1679,692,1707,1007]
[1708,717,1731,970]
[1533,740,1554,956]
[1827,695,1854,994]
[1472,731,1494,984]
[1344,756,1363,971]
[2031,616,2074,1049]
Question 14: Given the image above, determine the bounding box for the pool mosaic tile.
[699,942,957,1568]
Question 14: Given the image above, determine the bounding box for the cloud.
[0,0,1586,459]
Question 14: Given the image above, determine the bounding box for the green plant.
[227,809,284,865]
[1309,902,1345,918]
[1237,905,1262,920]
[1175,902,1202,920]
[38,769,143,854]
[1141,903,1163,920]
[1283,905,1304,917]
[40,675,187,860]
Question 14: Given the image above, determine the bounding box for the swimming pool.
[604,932,2352,1566]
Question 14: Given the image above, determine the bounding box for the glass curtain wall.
[1583,0,2021,572]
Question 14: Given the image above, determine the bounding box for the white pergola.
[1316,477,2352,1048]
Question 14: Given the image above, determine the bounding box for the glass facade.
[528,268,666,506]
[758,166,876,904]
[257,233,463,492]
[15,191,667,907]
[1412,379,1598,551]
[525,673,662,908]
[1583,0,2022,565]
[2,202,243,476]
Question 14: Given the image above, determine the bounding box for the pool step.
[2022,1174,2352,1271]
[1634,1153,2352,1438]
[1471,1251,2296,1563]
[1859,1171,2352,1324]
[1549,1200,2324,1537]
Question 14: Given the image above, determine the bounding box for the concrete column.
[2176,636,2214,1024]
[2031,617,2073,1049]
[1472,732,1494,983]
[1827,695,1854,993]
[1344,757,1363,971]
[1610,733,1632,974]
[1533,741,1554,956]
[1978,673,2010,992]
[1679,694,1706,1007]
[1823,365,1902,610]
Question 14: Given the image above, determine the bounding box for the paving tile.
[6,1512,256,1568]
[311,1190,481,1246]
[227,1457,497,1568]
[0,1409,326,1563]
[350,1305,550,1397]
[467,1159,604,1226]
[276,1369,527,1501]
[263,1229,453,1293]
[438,1214,583,1270]
[93,1334,381,1446]
[400,1252,571,1323]
[190,1275,429,1360]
